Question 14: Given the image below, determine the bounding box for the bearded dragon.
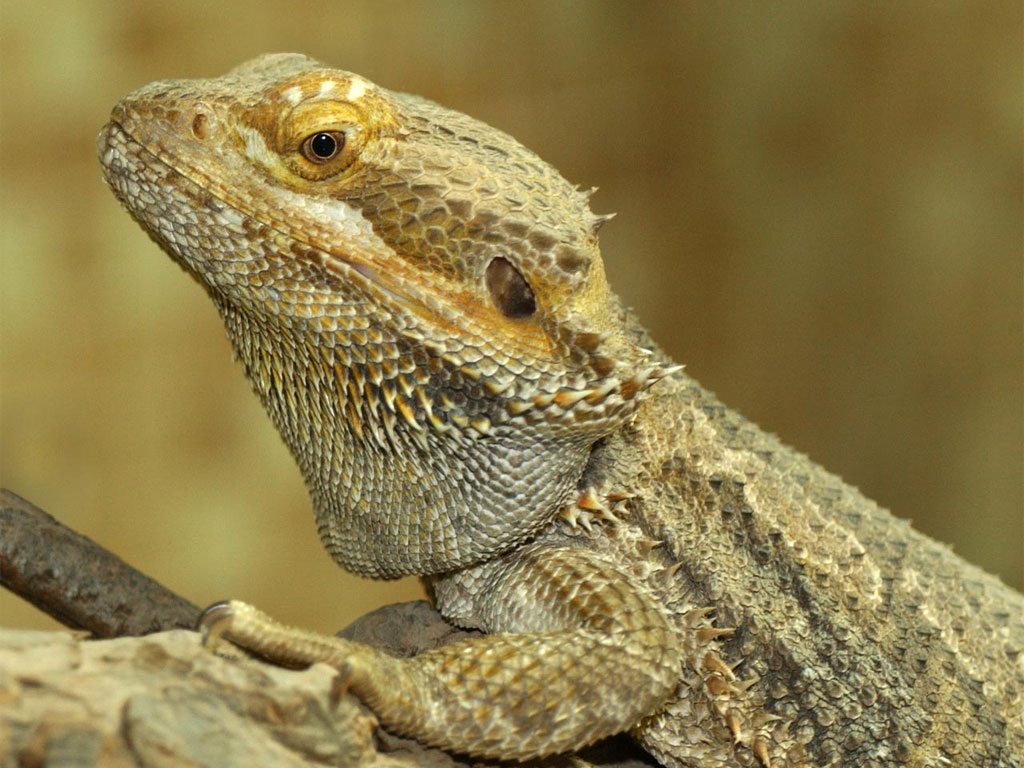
[99,53,1024,767]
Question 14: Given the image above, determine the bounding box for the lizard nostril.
[191,112,210,140]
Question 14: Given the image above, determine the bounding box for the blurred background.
[2,1,1021,634]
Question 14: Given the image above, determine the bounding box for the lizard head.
[100,53,674,578]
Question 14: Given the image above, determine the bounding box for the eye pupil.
[486,257,536,319]
[307,132,340,160]
[294,128,357,178]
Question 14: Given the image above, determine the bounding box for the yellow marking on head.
[345,76,370,101]
[237,125,280,171]
[318,79,338,97]
[283,86,303,105]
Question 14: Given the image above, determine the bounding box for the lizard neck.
[218,300,600,579]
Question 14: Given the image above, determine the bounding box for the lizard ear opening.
[486,257,536,319]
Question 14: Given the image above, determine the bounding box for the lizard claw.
[328,662,355,710]
[198,600,237,648]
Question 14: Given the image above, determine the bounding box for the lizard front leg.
[201,545,684,760]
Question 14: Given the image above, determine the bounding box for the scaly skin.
[99,54,1024,767]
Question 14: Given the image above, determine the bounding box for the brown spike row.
[557,483,634,533]
[503,362,678,436]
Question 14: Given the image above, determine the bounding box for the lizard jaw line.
[104,115,553,361]
[104,118,419,313]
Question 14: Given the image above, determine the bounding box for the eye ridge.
[486,257,536,319]
[301,131,345,162]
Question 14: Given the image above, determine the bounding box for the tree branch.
[0,488,200,636]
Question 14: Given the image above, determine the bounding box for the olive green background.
[2,1,1021,635]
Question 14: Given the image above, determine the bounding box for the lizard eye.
[301,131,345,162]
[486,257,536,318]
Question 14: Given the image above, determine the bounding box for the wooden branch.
[0,488,200,636]
[0,627,454,767]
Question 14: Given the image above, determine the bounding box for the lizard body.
[99,54,1024,767]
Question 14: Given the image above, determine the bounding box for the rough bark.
[0,489,200,637]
